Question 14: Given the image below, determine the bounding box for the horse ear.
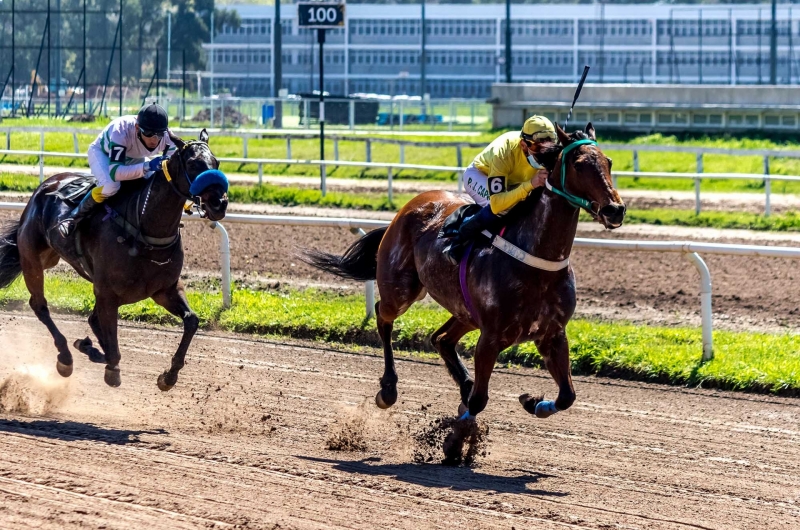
[199,128,209,144]
[169,131,186,150]
[585,122,596,141]
[555,123,570,145]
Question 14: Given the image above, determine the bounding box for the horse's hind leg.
[151,282,199,392]
[19,250,73,377]
[74,308,107,364]
[431,316,475,409]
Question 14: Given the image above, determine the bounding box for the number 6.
[489,177,504,194]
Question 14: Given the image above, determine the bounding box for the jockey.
[57,103,177,238]
[443,115,556,265]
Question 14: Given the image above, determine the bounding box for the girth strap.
[481,230,570,272]
[74,231,94,281]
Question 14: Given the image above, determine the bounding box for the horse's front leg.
[94,294,122,387]
[151,282,198,392]
[520,328,576,418]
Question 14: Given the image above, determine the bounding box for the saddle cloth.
[44,174,97,205]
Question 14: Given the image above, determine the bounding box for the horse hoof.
[104,366,121,387]
[519,393,542,415]
[56,360,73,378]
[375,387,397,409]
[157,372,175,392]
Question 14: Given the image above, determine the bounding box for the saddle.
[439,204,482,239]
[45,174,97,205]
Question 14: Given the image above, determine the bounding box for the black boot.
[57,192,100,238]
[443,205,498,266]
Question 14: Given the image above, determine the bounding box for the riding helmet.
[520,115,556,142]
[136,103,169,133]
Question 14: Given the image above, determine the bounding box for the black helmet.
[136,103,168,133]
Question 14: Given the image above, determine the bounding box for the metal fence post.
[321,162,327,197]
[351,227,375,319]
[39,132,45,183]
[399,143,405,164]
[399,100,404,131]
[5,132,9,150]
[684,252,713,361]
[456,145,463,168]
[286,137,292,159]
[349,100,355,131]
[633,149,639,172]
[695,153,703,215]
[764,155,771,217]
[387,166,393,203]
[258,162,263,186]
[72,132,79,154]
[304,100,310,129]
[334,137,339,162]
[448,100,455,132]
[243,137,249,159]
[366,139,371,163]
[211,221,232,309]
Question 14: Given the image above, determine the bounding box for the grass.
[2,176,799,231]
[6,118,800,190]
[1,274,798,395]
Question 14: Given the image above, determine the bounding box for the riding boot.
[57,192,101,238]
[443,205,499,266]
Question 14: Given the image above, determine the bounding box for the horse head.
[167,129,229,221]
[529,123,625,229]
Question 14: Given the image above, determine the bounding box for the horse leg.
[74,308,107,364]
[520,329,576,419]
[151,283,198,392]
[430,316,475,409]
[19,253,74,377]
[93,294,122,387]
[464,333,510,419]
[375,301,399,409]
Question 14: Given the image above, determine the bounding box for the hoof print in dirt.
[413,415,488,466]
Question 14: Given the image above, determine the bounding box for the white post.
[400,143,405,164]
[633,149,639,172]
[334,137,339,161]
[39,132,45,183]
[695,153,703,215]
[286,137,291,159]
[399,100,404,131]
[387,166,393,203]
[72,132,79,153]
[764,155,771,217]
[243,137,249,158]
[321,162,327,196]
[212,221,232,308]
[366,139,371,163]
[5,131,9,150]
[352,227,375,319]
[684,252,713,361]
[258,162,263,186]
[456,145,462,168]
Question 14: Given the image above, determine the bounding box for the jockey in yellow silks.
[443,115,556,264]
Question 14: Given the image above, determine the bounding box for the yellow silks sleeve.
[489,181,533,214]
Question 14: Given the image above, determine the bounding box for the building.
[204,3,800,98]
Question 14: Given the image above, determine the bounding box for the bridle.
[545,138,602,219]
[160,140,217,215]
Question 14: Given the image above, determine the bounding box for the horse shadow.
[0,418,166,445]
[297,455,567,497]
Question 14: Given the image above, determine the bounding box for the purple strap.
[459,241,480,324]
[101,205,117,222]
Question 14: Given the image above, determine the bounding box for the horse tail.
[302,226,387,282]
[0,221,22,289]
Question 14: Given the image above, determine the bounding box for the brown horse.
[306,124,625,425]
[0,130,228,389]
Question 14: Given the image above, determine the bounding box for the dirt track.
[0,312,798,529]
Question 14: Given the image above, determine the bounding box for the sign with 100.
[297,2,345,29]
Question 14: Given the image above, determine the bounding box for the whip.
[563,65,590,131]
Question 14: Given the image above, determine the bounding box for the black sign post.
[298,1,345,196]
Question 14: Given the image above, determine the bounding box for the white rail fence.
[2,147,800,217]
[2,202,799,361]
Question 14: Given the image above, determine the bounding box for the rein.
[545,138,597,213]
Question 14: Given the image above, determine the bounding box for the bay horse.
[306,124,625,424]
[0,130,228,390]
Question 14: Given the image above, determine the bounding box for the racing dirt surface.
[0,312,798,530]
